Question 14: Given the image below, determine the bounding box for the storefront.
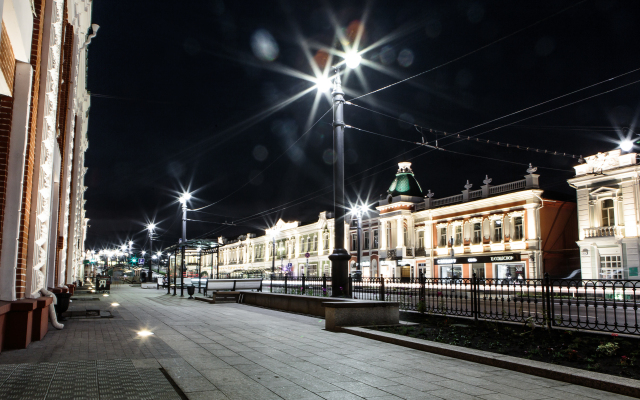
[436,253,522,279]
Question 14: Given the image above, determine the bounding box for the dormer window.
[602,199,615,227]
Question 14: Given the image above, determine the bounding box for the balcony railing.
[415,247,427,257]
[489,179,526,195]
[584,226,622,238]
[406,248,413,257]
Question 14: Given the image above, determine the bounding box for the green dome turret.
[388,162,423,197]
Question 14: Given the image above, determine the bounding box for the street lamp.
[179,192,192,297]
[197,246,202,293]
[350,204,369,279]
[146,222,157,282]
[268,227,279,276]
[328,67,352,298]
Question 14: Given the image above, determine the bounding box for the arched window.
[602,199,615,227]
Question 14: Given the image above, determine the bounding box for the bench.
[170,278,193,289]
[203,278,262,297]
[156,277,169,290]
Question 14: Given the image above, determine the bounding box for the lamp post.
[146,222,156,282]
[179,192,191,297]
[351,205,368,279]
[328,67,351,297]
[269,227,279,277]
[197,246,202,293]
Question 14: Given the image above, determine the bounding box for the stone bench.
[322,301,399,331]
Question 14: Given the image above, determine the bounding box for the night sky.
[84,0,640,252]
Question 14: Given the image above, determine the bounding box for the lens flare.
[345,52,362,68]
[316,77,332,92]
[620,140,633,152]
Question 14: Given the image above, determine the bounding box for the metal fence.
[261,272,640,335]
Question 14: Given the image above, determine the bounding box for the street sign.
[138,258,145,265]
[305,252,310,258]
[287,263,292,269]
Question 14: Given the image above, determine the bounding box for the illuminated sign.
[436,253,521,265]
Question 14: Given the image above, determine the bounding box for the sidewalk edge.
[339,326,640,399]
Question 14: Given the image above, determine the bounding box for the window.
[418,231,424,248]
[454,226,462,246]
[439,227,447,247]
[513,217,524,240]
[602,199,615,227]
[300,237,304,252]
[351,233,357,251]
[473,223,482,244]
[323,232,329,249]
[364,231,370,250]
[373,229,379,249]
[403,224,409,247]
[313,234,318,251]
[493,220,502,242]
[600,256,623,279]
[307,236,312,252]
[386,223,392,248]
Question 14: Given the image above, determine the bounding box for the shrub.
[596,342,619,357]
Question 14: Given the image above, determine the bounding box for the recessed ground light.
[137,330,154,337]
[111,303,120,306]
[103,294,109,297]
[90,290,95,293]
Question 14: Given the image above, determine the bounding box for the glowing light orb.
[345,52,361,68]
[316,77,332,92]
[137,330,154,337]
[621,140,633,152]
[111,303,120,306]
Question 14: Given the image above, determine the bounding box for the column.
[0,63,33,301]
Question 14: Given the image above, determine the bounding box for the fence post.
[380,274,385,301]
[302,273,306,295]
[544,272,552,331]
[348,274,353,299]
[284,274,288,294]
[419,272,426,302]
[472,272,478,322]
[322,273,327,296]
[270,273,273,293]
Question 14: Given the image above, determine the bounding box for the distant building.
[0,0,96,346]
[568,150,640,280]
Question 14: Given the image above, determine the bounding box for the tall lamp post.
[328,67,352,297]
[351,204,368,278]
[146,222,156,282]
[269,227,279,276]
[179,192,192,297]
[197,246,202,293]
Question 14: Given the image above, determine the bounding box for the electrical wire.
[348,0,588,103]
[188,106,333,212]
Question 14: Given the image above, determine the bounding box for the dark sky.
[84,0,640,252]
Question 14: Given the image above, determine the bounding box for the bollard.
[380,274,385,302]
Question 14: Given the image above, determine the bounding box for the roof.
[388,162,423,197]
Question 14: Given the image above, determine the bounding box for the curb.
[339,326,640,399]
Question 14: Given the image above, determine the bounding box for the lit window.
[373,229,379,249]
[513,217,524,240]
[602,199,615,227]
[439,227,447,247]
[418,231,424,248]
[473,223,482,244]
[599,256,622,280]
[454,226,462,246]
[364,231,370,250]
[493,220,502,242]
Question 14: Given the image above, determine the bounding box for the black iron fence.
[263,272,640,335]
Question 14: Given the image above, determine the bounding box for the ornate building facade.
[569,150,640,280]
[0,0,95,348]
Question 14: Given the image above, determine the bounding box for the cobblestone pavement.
[0,285,635,399]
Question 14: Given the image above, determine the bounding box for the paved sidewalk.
[0,285,634,399]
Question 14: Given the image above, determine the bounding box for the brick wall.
[0,95,15,263]
[0,23,15,97]
[16,0,46,299]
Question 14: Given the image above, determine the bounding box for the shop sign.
[436,253,521,265]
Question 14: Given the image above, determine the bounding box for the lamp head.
[179,192,192,204]
[345,51,361,68]
[621,139,634,152]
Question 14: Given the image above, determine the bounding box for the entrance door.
[401,264,411,282]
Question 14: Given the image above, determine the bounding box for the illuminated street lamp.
[178,192,192,297]
[146,222,157,282]
[268,227,280,276]
[350,204,369,278]
[328,67,351,298]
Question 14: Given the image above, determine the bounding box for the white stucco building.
[569,150,640,280]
